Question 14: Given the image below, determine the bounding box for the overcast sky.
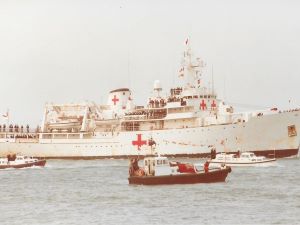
[0,0,299,126]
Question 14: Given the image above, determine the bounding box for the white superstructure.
[0,42,299,159]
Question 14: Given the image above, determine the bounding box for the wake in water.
[0,165,45,171]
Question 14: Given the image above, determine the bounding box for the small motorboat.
[0,154,46,169]
[128,155,231,185]
[209,152,276,167]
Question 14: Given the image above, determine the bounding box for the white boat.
[0,41,299,159]
[209,152,276,167]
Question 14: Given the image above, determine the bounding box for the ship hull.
[0,111,299,159]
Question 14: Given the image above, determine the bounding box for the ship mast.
[179,39,205,92]
[212,64,215,96]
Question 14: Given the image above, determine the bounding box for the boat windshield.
[156,159,168,165]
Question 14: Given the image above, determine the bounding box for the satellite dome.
[153,80,162,90]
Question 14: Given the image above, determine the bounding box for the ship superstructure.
[0,42,299,159]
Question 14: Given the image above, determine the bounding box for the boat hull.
[209,158,276,167]
[0,160,46,169]
[128,167,231,185]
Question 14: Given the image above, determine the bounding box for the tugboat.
[0,154,46,169]
[128,155,231,185]
[209,151,276,167]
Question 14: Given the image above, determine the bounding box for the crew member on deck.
[211,148,217,160]
[148,138,156,147]
[204,161,210,173]
[9,124,13,132]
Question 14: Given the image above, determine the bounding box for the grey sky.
[0,0,299,126]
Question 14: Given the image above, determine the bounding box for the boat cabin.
[240,152,267,162]
[215,153,236,161]
[240,152,255,158]
[16,156,25,161]
[144,156,175,176]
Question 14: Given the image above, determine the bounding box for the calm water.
[0,158,299,225]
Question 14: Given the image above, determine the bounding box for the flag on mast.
[185,38,189,45]
[179,67,185,77]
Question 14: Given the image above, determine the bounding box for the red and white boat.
[128,155,231,185]
[0,154,46,169]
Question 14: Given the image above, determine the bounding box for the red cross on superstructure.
[132,134,147,150]
[112,95,119,105]
[211,100,217,109]
[200,99,207,110]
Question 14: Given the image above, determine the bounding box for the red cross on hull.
[211,100,217,109]
[112,95,119,105]
[132,134,147,150]
[200,100,207,110]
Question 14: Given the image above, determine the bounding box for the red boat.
[128,156,231,185]
[0,154,46,169]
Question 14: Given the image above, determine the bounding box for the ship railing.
[39,132,95,139]
[0,132,38,140]
[124,114,167,121]
[0,131,98,140]
[167,106,194,114]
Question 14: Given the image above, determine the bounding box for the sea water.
[0,158,299,225]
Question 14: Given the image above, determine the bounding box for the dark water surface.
[0,158,299,225]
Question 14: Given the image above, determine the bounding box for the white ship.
[0,42,299,159]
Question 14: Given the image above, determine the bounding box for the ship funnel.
[153,80,162,98]
[107,88,132,110]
